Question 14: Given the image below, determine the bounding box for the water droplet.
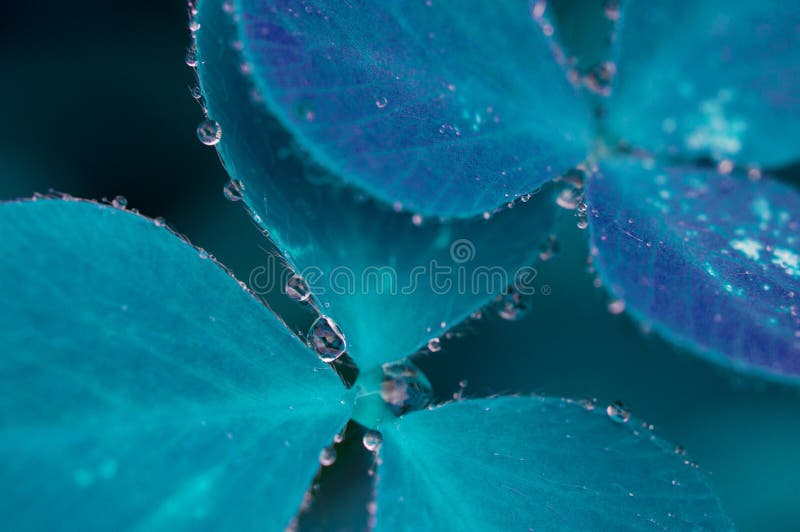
[185,49,198,67]
[556,188,580,210]
[375,96,388,109]
[538,235,560,261]
[112,195,127,209]
[153,216,166,228]
[411,214,423,226]
[674,445,687,456]
[583,61,617,96]
[196,119,222,146]
[286,274,312,302]
[495,287,531,321]
[333,430,345,444]
[381,360,433,415]
[188,20,201,32]
[319,446,336,466]
[308,315,346,362]
[223,179,244,201]
[427,337,441,352]
[362,430,382,452]
[191,86,203,100]
[603,0,620,20]
[606,401,631,424]
[608,299,626,314]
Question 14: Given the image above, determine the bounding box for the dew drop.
[375,96,388,109]
[112,195,127,209]
[286,274,312,302]
[608,299,626,314]
[381,360,433,415]
[603,0,620,21]
[188,20,201,32]
[191,86,203,100]
[362,430,383,452]
[495,287,531,321]
[196,119,222,146]
[538,235,560,261]
[319,446,336,466]
[308,315,346,362]
[427,337,441,352]
[223,179,244,202]
[556,188,580,210]
[411,214,423,226]
[185,49,198,67]
[333,430,345,444]
[153,216,166,228]
[606,401,631,424]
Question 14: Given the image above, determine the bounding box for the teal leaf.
[222,0,591,218]
[0,199,351,530]
[586,158,800,380]
[376,396,732,530]
[195,2,566,369]
[607,1,800,167]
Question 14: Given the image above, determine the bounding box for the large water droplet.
[308,315,346,362]
[196,119,222,146]
[362,430,382,452]
[606,401,631,424]
[495,287,531,321]
[286,274,312,302]
[319,446,336,466]
[380,360,433,416]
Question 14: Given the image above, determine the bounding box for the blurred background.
[1,2,799,531]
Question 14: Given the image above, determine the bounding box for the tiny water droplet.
[495,287,531,321]
[191,86,203,100]
[112,195,127,209]
[375,96,388,108]
[196,119,222,146]
[606,401,631,424]
[603,0,620,20]
[185,49,198,67]
[333,430,345,444]
[608,299,626,314]
[362,430,382,451]
[427,337,441,352]
[153,216,166,228]
[319,446,336,466]
[286,274,312,302]
[198,250,209,259]
[538,235,560,261]
[308,315,346,362]
[223,179,244,201]
[188,20,201,32]
[411,214,423,226]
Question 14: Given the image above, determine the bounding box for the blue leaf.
[0,199,352,530]
[586,158,800,380]
[376,396,732,530]
[217,0,590,218]
[607,1,800,168]
[195,1,567,369]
